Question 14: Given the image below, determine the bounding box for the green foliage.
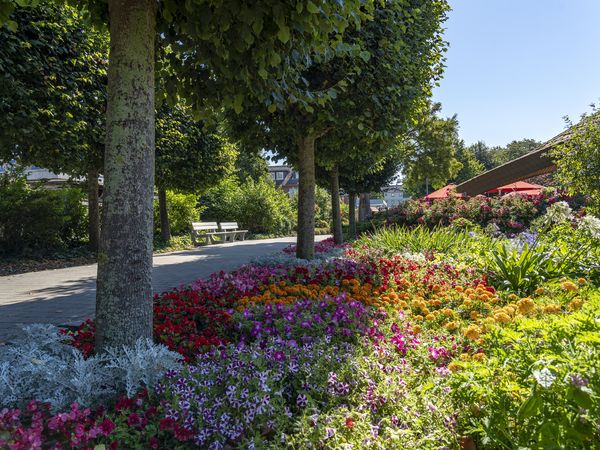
[490,138,540,166]
[314,186,332,229]
[201,176,242,224]
[451,288,600,448]
[451,140,485,184]
[400,104,462,196]
[0,3,107,175]
[236,177,296,235]
[0,171,86,256]
[202,176,296,235]
[483,241,559,295]
[550,107,600,213]
[158,0,368,115]
[356,225,483,258]
[155,105,235,194]
[153,191,203,236]
[234,151,269,183]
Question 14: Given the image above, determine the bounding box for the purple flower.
[296,394,308,408]
[570,373,589,388]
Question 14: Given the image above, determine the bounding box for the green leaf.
[359,50,371,62]
[267,103,277,113]
[517,394,542,420]
[307,1,319,14]
[277,24,290,43]
[233,94,243,114]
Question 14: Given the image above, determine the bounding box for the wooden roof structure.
[455,127,572,196]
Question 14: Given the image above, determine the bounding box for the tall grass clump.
[356,225,490,258]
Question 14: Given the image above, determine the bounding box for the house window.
[276,172,284,180]
[270,172,276,180]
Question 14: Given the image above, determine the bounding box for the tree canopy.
[550,107,600,213]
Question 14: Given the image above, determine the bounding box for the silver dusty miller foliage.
[0,324,182,411]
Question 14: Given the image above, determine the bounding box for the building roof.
[455,125,577,196]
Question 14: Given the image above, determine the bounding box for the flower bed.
[374,191,578,233]
[2,225,599,449]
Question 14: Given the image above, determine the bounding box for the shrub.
[153,190,203,236]
[377,192,574,234]
[0,171,87,256]
[236,176,296,235]
[0,324,182,411]
[202,175,296,235]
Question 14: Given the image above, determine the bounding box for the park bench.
[191,221,248,245]
[191,222,228,245]
[219,222,248,242]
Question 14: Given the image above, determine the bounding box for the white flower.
[533,368,556,388]
[579,215,600,239]
[544,201,573,224]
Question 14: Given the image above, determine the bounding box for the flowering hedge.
[2,230,599,448]
[377,192,572,233]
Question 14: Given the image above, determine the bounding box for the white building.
[381,184,408,208]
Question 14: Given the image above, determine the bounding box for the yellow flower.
[442,308,454,317]
[463,325,481,341]
[445,321,458,331]
[493,313,511,324]
[568,298,583,310]
[470,311,480,320]
[534,287,546,296]
[543,304,561,314]
[517,297,535,315]
[414,315,424,321]
[460,353,471,361]
[561,281,578,292]
[448,362,461,372]
[472,352,486,361]
[577,278,587,285]
[425,314,435,321]
[508,293,519,302]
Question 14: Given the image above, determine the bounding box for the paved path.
[0,236,328,341]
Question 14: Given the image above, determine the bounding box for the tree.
[550,107,600,213]
[234,150,269,184]
[451,139,485,183]
[400,103,461,196]
[230,0,449,258]
[87,0,366,349]
[155,104,235,241]
[469,141,496,171]
[340,153,401,238]
[489,138,540,166]
[0,3,107,251]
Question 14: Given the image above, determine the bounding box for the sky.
[433,0,600,147]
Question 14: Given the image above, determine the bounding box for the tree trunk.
[87,168,100,252]
[96,0,156,351]
[330,166,343,244]
[296,135,316,259]
[158,187,171,241]
[348,192,357,239]
[358,193,371,223]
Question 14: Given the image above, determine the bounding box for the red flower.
[345,417,355,429]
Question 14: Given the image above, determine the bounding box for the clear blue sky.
[434,0,600,147]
